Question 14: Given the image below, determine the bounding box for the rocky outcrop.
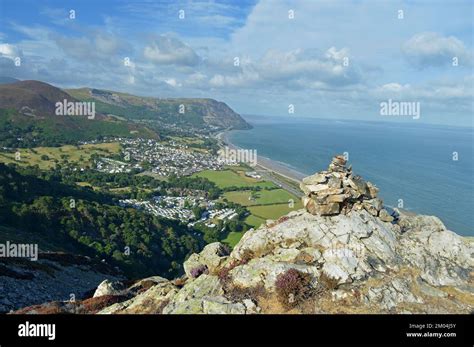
[183,242,230,278]
[12,158,474,314]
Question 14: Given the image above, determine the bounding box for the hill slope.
[66,87,251,131]
[0,80,159,147]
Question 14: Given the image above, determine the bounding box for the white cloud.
[165,78,182,88]
[144,35,200,66]
[378,83,411,92]
[206,47,361,90]
[52,30,129,63]
[402,32,472,68]
[0,43,22,60]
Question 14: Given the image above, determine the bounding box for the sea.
[228,115,474,236]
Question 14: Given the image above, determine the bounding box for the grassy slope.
[193,169,276,189]
[0,108,158,147]
[0,142,121,169]
[222,189,297,206]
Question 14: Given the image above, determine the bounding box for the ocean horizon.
[229,115,474,236]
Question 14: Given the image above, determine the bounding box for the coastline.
[216,130,306,180]
[216,130,306,197]
[216,130,473,239]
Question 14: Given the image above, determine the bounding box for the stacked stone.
[300,155,393,222]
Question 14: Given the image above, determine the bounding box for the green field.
[248,202,302,221]
[222,231,245,248]
[0,142,121,170]
[244,214,266,228]
[223,188,297,206]
[193,168,276,189]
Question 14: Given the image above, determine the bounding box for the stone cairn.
[300,155,393,222]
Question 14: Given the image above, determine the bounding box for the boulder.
[315,202,341,215]
[362,198,383,216]
[162,274,224,314]
[379,209,394,223]
[183,242,230,278]
[99,281,178,314]
[366,182,379,198]
[302,173,328,185]
[93,280,126,298]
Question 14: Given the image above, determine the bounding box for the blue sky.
[0,0,472,126]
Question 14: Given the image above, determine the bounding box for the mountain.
[0,76,20,84]
[0,80,159,147]
[65,87,251,131]
[12,156,474,314]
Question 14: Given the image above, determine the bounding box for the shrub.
[190,264,208,279]
[319,272,339,290]
[224,284,266,303]
[275,268,313,309]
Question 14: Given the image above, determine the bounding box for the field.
[193,167,277,189]
[243,214,266,228]
[0,142,121,170]
[222,188,296,206]
[248,202,303,221]
[222,231,245,248]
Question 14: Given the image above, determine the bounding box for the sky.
[0,0,473,126]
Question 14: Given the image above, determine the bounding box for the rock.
[93,280,126,298]
[327,177,342,188]
[99,281,178,314]
[366,278,423,311]
[351,176,369,195]
[183,242,229,278]
[379,209,394,223]
[315,202,341,216]
[162,274,224,314]
[307,184,330,194]
[302,196,319,215]
[229,258,319,291]
[314,187,344,197]
[328,156,347,172]
[416,277,447,298]
[324,194,347,203]
[366,182,379,198]
[302,173,328,185]
[397,215,474,287]
[242,299,261,314]
[202,296,247,314]
[332,155,347,166]
[362,199,383,216]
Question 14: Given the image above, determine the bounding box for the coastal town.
[92,137,225,176]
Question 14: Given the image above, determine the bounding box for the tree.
[192,206,205,219]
